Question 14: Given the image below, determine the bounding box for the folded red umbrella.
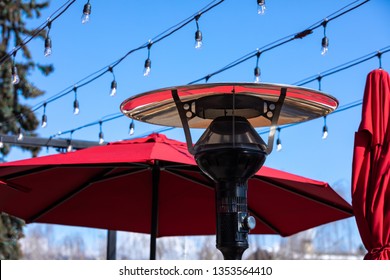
[352,69,390,260]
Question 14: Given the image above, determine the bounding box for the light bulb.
[12,66,20,85]
[73,99,80,115]
[143,58,151,76]
[254,66,261,83]
[0,138,4,148]
[17,128,23,141]
[44,37,52,57]
[41,114,47,128]
[276,138,282,152]
[195,30,203,49]
[110,80,117,96]
[257,0,266,15]
[67,144,73,152]
[129,121,135,135]
[321,37,329,55]
[99,131,104,144]
[81,2,91,24]
[81,13,90,24]
[322,125,328,140]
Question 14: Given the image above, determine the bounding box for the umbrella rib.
[160,163,197,170]
[165,169,284,233]
[27,167,117,223]
[164,168,214,190]
[0,166,54,180]
[254,177,354,215]
[2,165,147,193]
[0,162,148,181]
[1,181,31,193]
[247,206,283,235]
[83,166,147,185]
[167,168,284,235]
[162,142,195,162]
[58,163,150,169]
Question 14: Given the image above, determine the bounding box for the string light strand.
[294,46,390,87]
[189,0,369,85]
[49,46,389,141]
[1,0,376,142]
[0,0,76,65]
[28,0,365,115]
[29,0,225,113]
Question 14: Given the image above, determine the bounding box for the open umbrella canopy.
[352,69,390,260]
[0,133,352,237]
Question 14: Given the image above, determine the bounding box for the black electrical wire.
[256,47,389,136]
[305,0,369,31]
[54,46,389,140]
[0,0,76,65]
[31,0,225,112]
[35,0,367,111]
[1,0,375,140]
[33,0,367,111]
[188,0,370,84]
[294,46,390,86]
[52,113,123,138]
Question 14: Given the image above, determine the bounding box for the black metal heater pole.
[196,147,265,260]
[215,180,251,260]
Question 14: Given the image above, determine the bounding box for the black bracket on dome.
[172,89,195,155]
[171,87,286,156]
[265,87,286,154]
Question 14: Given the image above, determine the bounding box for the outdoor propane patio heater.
[120,83,338,260]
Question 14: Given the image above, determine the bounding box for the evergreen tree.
[0,0,52,259]
[0,214,25,259]
[0,0,53,156]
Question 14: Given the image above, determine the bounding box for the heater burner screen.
[194,94,265,119]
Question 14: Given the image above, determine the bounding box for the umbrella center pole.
[215,180,252,260]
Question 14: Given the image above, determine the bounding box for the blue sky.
[4,0,390,257]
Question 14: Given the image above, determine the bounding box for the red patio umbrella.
[0,133,352,259]
[352,69,390,260]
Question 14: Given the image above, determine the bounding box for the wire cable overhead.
[23,0,365,116]
[0,0,379,146]
[0,0,77,65]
